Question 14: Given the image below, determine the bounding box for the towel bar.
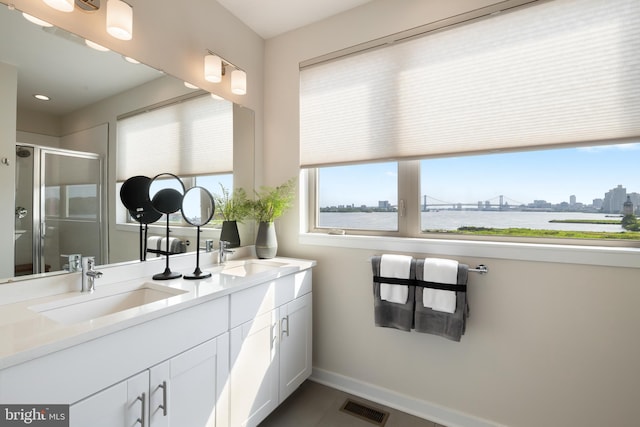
[469,264,488,274]
[368,257,488,275]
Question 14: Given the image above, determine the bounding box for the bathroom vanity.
[0,250,315,427]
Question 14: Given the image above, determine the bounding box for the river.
[318,211,625,232]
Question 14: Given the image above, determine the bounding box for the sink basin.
[221,259,288,278]
[29,283,187,325]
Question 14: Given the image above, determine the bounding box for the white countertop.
[0,253,315,370]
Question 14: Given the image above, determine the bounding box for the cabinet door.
[229,309,279,427]
[70,370,148,427]
[149,335,228,427]
[279,292,313,402]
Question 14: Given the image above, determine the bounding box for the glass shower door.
[40,149,103,273]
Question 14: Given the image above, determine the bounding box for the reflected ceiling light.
[124,56,140,64]
[34,94,51,101]
[85,39,109,51]
[22,13,54,27]
[231,69,247,95]
[43,0,75,12]
[184,82,199,89]
[106,0,133,40]
[204,54,222,83]
[210,93,224,100]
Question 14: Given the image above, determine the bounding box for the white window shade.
[300,0,640,167]
[117,95,233,181]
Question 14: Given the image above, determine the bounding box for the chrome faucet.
[81,256,103,293]
[218,241,235,265]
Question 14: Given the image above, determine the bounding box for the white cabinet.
[279,292,312,402]
[70,334,228,427]
[70,370,148,427]
[229,270,313,427]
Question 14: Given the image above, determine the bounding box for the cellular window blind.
[299,0,640,168]
[117,94,233,181]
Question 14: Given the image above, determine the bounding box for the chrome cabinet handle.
[158,381,168,416]
[281,315,290,338]
[136,392,146,426]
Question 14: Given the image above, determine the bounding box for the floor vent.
[340,398,389,426]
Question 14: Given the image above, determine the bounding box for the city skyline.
[318,143,640,208]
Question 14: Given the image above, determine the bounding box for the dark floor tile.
[259,380,437,427]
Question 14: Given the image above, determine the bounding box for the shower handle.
[15,207,28,219]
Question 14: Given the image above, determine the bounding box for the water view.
[319,211,626,233]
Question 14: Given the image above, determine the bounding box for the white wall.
[264,1,640,426]
[0,62,17,279]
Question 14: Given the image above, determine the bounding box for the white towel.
[147,236,162,257]
[380,254,412,304]
[161,237,183,254]
[422,258,458,314]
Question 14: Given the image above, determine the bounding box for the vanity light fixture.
[106,0,133,41]
[42,0,133,41]
[204,51,247,95]
[231,69,247,95]
[204,54,222,83]
[22,13,53,27]
[42,0,75,12]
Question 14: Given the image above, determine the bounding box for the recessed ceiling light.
[184,82,198,89]
[124,56,140,64]
[34,94,51,101]
[85,39,110,52]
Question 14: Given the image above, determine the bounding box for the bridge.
[422,194,526,211]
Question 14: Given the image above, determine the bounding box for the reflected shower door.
[14,146,35,276]
[40,149,103,273]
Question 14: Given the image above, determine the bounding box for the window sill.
[299,232,640,269]
[115,222,221,239]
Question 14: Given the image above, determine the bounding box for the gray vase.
[255,222,277,259]
[220,221,241,248]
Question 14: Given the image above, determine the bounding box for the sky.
[318,143,640,207]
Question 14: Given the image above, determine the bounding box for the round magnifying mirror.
[182,187,215,280]
[181,186,215,227]
[149,173,186,215]
[149,173,186,280]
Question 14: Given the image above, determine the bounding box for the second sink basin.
[221,259,288,278]
[29,283,187,325]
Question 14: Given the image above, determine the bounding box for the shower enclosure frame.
[15,143,104,276]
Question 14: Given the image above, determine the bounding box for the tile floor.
[258,380,445,427]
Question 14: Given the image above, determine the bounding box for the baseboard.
[310,368,504,427]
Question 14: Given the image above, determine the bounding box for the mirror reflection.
[0,2,255,284]
[181,186,215,280]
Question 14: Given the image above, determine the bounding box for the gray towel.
[371,256,416,332]
[414,260,470,342]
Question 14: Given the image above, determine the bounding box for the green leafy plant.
[251,177,297,223]
[214,184,251,222]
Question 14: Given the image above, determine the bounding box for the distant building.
[570,195,576,206]
[593,198,604,210]
[378,200,390,209]
[603,185,627,213]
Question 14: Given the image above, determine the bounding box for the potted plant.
[214,184,251,248]
[251,177,296,258]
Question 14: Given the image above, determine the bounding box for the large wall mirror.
[0,2,255,283]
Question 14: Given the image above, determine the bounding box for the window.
[116,93,234,228]
[301,0,640,246]
[317,163,398,231]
